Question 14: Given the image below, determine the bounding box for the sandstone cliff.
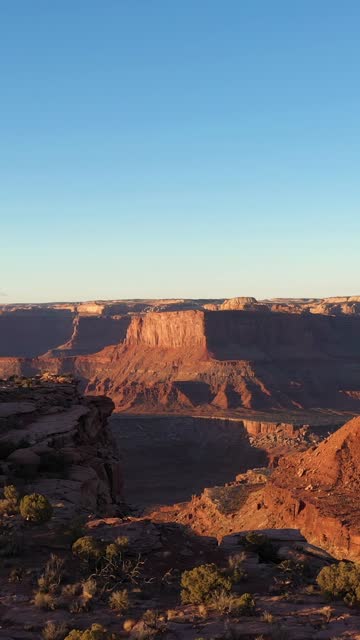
[0,374,123,521]
[260,415,360,561]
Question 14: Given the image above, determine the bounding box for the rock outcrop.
[0,374,123,521]
[260,415,360,561]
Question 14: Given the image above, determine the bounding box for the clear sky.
[1,1,359,303]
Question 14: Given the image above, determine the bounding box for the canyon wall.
[0,310,74,357]
[1,306,360,413]
[126,311,207,349]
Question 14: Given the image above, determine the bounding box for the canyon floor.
[111,409,354,511]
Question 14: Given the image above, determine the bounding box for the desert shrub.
[61,582,83,598]
[317,561,360,606]
[64,624,118,640]
[211,590,239,615]
[142,609,166,631]
[8,566,24,582]
[261,610,275,623]
[227,552,247,583]
[38,554,65,593]
[0,485,20,515]
[105,536,129,561]
[181,563,232,604]
[108,588,129,612]
[85,541,143,591]
[235,592,256,616]
[42,621,69,640]
[69,596,93,613]
[105,543,121,562]
[82,578,97,598]
[115,535,129,548]
[239,532,278,562]
[33,590,57,610]
[61,578,97,612]
[19,493,53,523]
[4,484,20,506]
[211,591,256,616]
[72,536,104,565]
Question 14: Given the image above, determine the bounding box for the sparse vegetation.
[317,561,360,606]
[72,536,104,565]
[42,621,69,640]
[108,588,130,612]
[19,493,53,523]
[235,592,256,615]
[64,624,119,640]
[262,610,275,623]
[37,554,65,593]
[181,563,232,604]
[33,590,57,610]
[227,552,247,582]
[1,484,20,513]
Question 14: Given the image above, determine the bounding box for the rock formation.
[0,374,123,521]
[1,301,360,413]
[260,415,360,561]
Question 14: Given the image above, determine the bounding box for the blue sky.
[1,0,359,302]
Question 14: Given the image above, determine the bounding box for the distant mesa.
[0,296,360,413]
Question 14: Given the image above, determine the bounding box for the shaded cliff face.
[46,315,131,356]
[0,311,130,358]
[0,310,74,357]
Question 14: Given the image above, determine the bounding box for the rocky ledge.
[0,374,123,522]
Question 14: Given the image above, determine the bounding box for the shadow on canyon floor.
[111,414,267,511]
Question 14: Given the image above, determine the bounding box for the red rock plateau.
[1,298,360,414]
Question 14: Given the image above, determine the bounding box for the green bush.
[181,563,232,604]
[72,536,104,565]
[239,532,278,562]
[317,561,360,606]
[19,493,53,523]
